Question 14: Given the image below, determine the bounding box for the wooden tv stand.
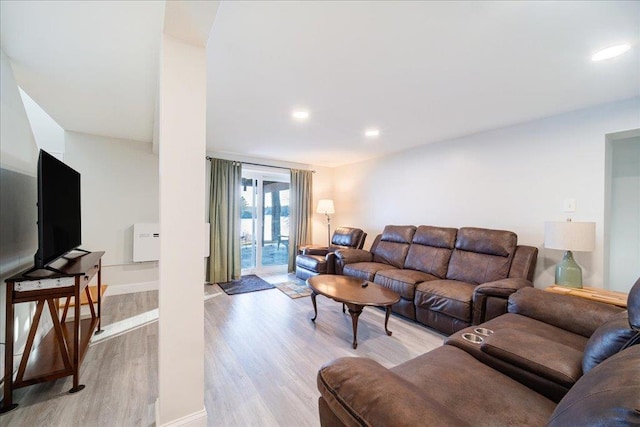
[1,251,105,413]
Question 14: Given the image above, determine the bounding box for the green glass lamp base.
[555,250,583,288]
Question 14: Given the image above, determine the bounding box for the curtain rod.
[206,156,315,173]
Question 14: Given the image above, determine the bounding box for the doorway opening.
[240,170,290,271]
[604,129,640,293]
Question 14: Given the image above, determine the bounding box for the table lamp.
[544,219,595,288]
[317,199,335,246]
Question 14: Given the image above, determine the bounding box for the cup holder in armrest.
[473,327,494,336]
[462,333,484,344]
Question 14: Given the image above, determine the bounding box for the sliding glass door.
[240,170,290,270]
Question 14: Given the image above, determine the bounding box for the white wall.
[0,52,38,174]
[333,97,640,288]
[0,49,41,396]
[19,88,65,156]
[64,131,159,287]
[608,136,640,292]
[205,151,334,247]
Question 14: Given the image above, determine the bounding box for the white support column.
[157,34,207,426]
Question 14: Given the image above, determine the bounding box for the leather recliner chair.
[295,227,366,280]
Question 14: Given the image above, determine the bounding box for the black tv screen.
[34,150,82,269]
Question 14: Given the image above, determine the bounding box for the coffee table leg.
[346,303,363,349]
[310,291,318,322]
[384,305,393,336]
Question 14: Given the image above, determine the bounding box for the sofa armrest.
[302,245,329,256]
[333,249,373,275]
[334,248,373,264]
[476,278,533,298]
[472,278,533,324]
[325,252,337,274]
[480,330,583,388]
[508,287,624,338]
[317,357,462,427]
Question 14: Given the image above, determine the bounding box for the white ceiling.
[2,1,639,167]
[0,1,164,142]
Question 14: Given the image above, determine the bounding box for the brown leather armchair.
[295,227,366,280]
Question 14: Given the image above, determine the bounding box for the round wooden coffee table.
[307,275,401,349]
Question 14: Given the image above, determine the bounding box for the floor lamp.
[317,199,335,246]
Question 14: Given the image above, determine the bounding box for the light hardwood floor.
[2,271,445,426]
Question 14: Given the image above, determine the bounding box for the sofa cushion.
[415,279,476,323]
[403,226,457,278]
[296,254,327,273]
[480,329,583,388]
[330,226,365,249]
[391,346,556,426]
[375,269,438,300]
[343,262,397,282]
[582,311,637,374]
[446,228,516,285]
[379,225,417,243]
[373,241,411,269]
[455,227,516,256]
[547,345,640,426]
[318,356,463,426]
[371,226,416,268]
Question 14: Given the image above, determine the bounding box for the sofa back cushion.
[582,311,637,374]
[372,225,416,268]
[508,287,624,338]
[404,226,457,278]
[547,345,640,426]
[330,227,366,250]
[446,227,517,284]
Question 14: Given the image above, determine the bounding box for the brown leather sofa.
[335,225,538,334]
[295,227,366,280]
[317,278,640,426]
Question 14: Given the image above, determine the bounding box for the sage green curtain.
[288,169,313,272]
[207,158,242,283]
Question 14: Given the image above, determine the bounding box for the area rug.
[217,274,274,295]
[275,281,312,299]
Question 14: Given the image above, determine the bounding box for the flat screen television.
[33,149,82,270]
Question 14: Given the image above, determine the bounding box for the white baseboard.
[90,308,159,346]
[106,280,159,296]
[155,400,208,427]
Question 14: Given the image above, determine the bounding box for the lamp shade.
[544,221,595,252]
[317,199,335,215]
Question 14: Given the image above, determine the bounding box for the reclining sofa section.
[335,225,537,335]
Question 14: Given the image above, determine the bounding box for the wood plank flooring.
[2,271,445,426]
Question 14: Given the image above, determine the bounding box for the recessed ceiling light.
[292,110,309,120]
[591,44,631,61]
[364,129,380,138]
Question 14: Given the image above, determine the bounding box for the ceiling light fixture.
[364,129,380,138]
[591,44,631,61]
[292,110,309,120]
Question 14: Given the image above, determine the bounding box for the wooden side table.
[544,285,628,308]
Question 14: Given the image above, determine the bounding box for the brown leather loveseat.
[317,278,640,426]
[335,225,538,334]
